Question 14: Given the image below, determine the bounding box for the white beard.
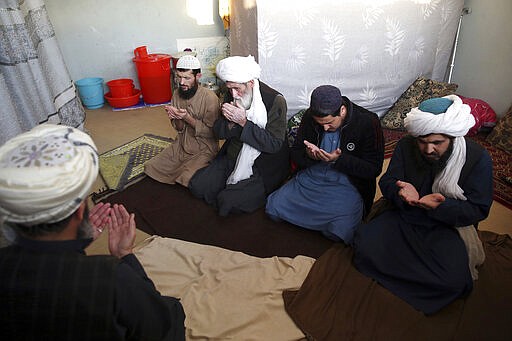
[235,89,253,110]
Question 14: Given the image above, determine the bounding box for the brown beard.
[178,82,199,100]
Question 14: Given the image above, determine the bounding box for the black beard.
[178,83,198,100]
[413,141,454,176]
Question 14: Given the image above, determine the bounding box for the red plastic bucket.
[133,52,172,104]
[106,78,134,98]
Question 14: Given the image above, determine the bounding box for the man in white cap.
[189,55,289,216]
[144,54,220,187]
[353,95,493,315]
[0,124,185,340]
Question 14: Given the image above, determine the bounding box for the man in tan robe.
[145,55,220,186]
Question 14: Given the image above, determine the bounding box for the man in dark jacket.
[353,96,493,314]
[266,85,384,243]
[0,124,185,340]
[189,55,289,216]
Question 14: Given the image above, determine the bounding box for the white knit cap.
[176,55,201,70]
[0,124,98,226]
[215,55,261,83]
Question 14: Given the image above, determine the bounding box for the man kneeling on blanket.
[353,95,493,315]
[189,55,289,216]
[0,124,185,340]
[266,85,384,243]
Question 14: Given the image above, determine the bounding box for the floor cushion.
[381,77,458,130]
[486,104,512,154]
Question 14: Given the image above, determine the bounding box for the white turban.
[0,124,98,226]
[215,55,267,184]
[405,95,484,280]
[216,55,261,83]
[404,95,475,138]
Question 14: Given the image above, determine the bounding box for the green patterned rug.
[91,134,172,203]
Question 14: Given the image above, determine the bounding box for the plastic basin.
[106,78,135,98]
[104,89,141,108]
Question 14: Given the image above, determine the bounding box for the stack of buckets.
[133,46,172,104]
[104,79,141,108]
[75,77,104,109]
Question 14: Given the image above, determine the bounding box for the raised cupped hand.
[108,204,136,258]
[89,202,111,240]
[221,102,247,126]
[396,180,420,206]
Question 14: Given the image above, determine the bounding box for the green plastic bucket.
[75,77,104,109]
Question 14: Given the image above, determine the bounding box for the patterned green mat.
[91,134,172,203]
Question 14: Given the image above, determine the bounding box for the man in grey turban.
[0,124,185,340]
[353,95,493,315]
[189,55,290,216]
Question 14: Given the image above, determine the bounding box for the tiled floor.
[84,104,512,255]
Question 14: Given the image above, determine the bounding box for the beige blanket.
[134,236,315,340]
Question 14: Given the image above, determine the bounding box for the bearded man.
[144,55,220,187]
[0,124,185,340]
[353,95,493,315]
[189,55,289,216]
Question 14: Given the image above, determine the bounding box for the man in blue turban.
[353,95,493,315]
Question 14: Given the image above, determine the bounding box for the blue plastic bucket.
[75,77,104,109]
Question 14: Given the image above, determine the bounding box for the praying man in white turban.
[353,95,493,315]
[0,124,185,340]
[144,55,220,187]
[189,55,290,216]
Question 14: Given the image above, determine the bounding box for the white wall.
[231,0,465,118]
[45,0,511,117]
[45,0,225,89]
[452,0,512,117]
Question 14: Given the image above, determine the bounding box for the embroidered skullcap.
[0,124,98,226]
[404,95,475,137]
[176,55,201,70]
[215,55,261,83]
[418,97,454,115]
[309,85,343,116]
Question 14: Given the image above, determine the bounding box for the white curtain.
[230,0,464,118]
[0,0,85,145]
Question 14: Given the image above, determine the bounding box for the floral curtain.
[0,0,85,145]
[230,0,464,118]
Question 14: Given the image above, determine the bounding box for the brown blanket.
[283,231,512,341]
[99,176,334,259]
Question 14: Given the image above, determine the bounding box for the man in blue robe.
[265,85,384,243]
[353,96,493,315]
